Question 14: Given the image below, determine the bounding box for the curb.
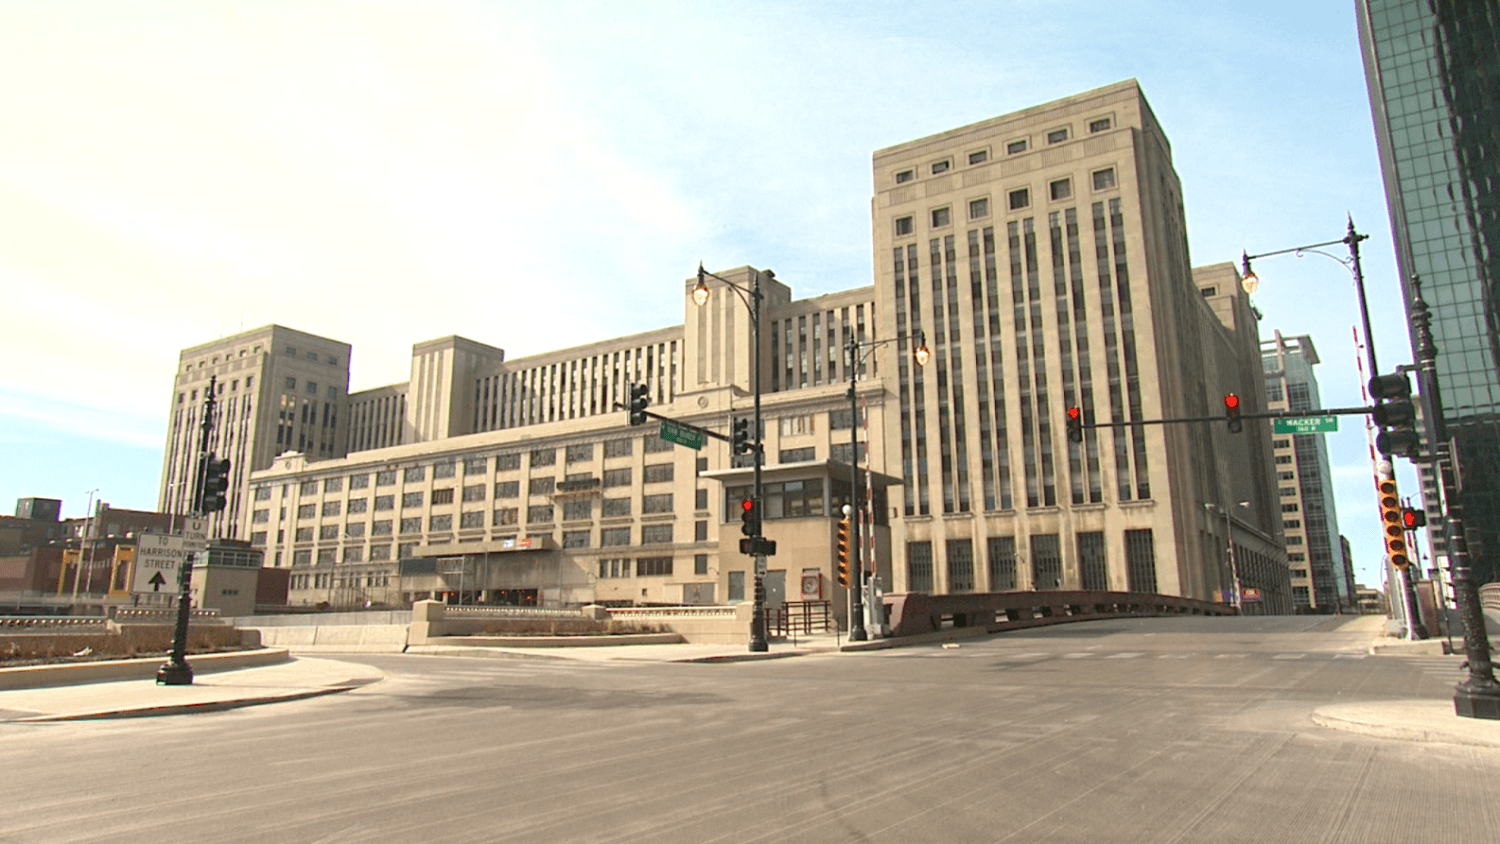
[0,648,292,691]
[1311,702,1500,748]
[14,685,356,723]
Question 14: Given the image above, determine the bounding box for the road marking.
[1272,653,1308,660]
[1213,653,1251,659]
[1062,652,1094,659]
[1333,653,1368,660]
[1105,652,1144,659]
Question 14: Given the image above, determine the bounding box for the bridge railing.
[884,590,1233,638]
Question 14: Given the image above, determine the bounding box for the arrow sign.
[148,571,167,592]
[132,534,190,594]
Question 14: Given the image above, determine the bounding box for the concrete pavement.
[5,618,1499,749]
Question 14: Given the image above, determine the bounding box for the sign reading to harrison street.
[1273,415,1338,435]
[659,420,706,450]
[132,534,192,593]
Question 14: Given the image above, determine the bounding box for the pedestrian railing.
[0,615,108,630]
[884,590,1233,638]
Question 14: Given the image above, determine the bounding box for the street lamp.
[1204,501,1249,614]
[844,329,930,640]
[693,262,772,652]
[1409,280,1500,720]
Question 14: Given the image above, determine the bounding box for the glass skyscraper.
[1358,0,1500,585]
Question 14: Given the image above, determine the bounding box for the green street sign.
[659,420,705,450]
[1273,415,1338,435]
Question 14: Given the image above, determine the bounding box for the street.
[3,616,1495,843]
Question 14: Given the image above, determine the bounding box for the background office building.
[1262,332,1352,612]
[1359,0,1500,585]
[868,80,1288,611]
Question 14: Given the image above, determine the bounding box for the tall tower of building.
[160,326,352,541]
[869,80,1286,609]
[1359,1,1500,585]
[1261,332,1351,612]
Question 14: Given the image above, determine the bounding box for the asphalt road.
[3,616,1495,844]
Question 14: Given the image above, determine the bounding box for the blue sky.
[0,1,1417,589]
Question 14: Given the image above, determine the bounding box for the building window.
[429,514,452,532]
[601,527,631,547]
[830,442,866,464]
[947,539,975,593]
[285,377,296,389]
[968,197,989,219]
[895,216,914,237]
[431,488,454,505]
[895,169,914,184]
[402,492,423,508]
[527,504,554,524]
[433,461,456,480]
[637,556,673,576]
[462,484,486,502]
[779,415,813,436]
[1202,286,1218,297]
[779,447,816,463]
[1283,519,1302,530]
[254,486,272,501]
[695,554,709,575]
[404,466,425,483]
[345,521,365,538]
[250,531,267,546]
[463,458,487,476]
[317,548,336,563]
[348,498,368,514]
[494,481,520,498]
[297,504,316,520]
[530,448,557,467]
[1006,138,1027,155]
[374,495,394,512]
[1273,439,1290,449]
[695,520,708,542]
[729,570,746,602]
[293,550,312,566]
[1279,487,1298,497]
[930,159,950,175]
[400,517,422,534]
[566,443,594,463]
[372,520,393,536]
[1046,127,1069,144]
[321,501,341,517]
[1008,188,1030,210]
[1088,117,1111,133]
[300,480,319,495]
[604,439,633,458]
[376,470,397,486]
[1049,178,1072,201]
[907,541,933,593]
[987,537,1017,591]
[493,508,518,526]
[695,489,709,510]
[1275,455,1293,464]
[1078,531,1108,591]
[603,497,631,517]
[967,149,988,165]
[1092,167,1117,191]
[641,524,673,545]
[643,493,674,514]
[529,477,555,495]
[604,468,632,487]
[1125,529,1157,593]
[252,509,270,523]
[644,435,674,454]
[295,527,314,542]
[563,530,590,549]
[563,499,592,521]
[306,381,318,395]
[643,463,674,484]
[343,546,364,563]
[496,453,522,471]
[1031,534,1062,590]
[931,207,951,228]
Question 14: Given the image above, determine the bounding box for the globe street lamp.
[693,262,772,652]
[844,330,930,640]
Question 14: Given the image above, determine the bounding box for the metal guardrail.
[884,590,1233,638]
[444,605,584,619]
[0,616,108,630]
[610,606,738,620]
[766,601,833,637]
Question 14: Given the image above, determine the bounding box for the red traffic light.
[741,499,754,512]
[1067,406,1081,421]
[1224,394,1240,410]
[1402,508,1427,529]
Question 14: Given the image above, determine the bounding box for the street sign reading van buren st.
[1273,415,1338,435]
[659,420,705,450]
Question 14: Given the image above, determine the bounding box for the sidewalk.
[0,655,384,723]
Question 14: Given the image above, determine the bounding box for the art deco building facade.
[1261,332,1351,611]
[869,80,1288,610]
[1359,0,1500,585]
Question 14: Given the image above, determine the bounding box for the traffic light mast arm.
[610,404,737,445]
[1076,404,1377,430]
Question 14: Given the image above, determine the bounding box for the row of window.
[891,116,1114,186]
[184,343,266,373]
[177,376,256,403]
[272,520,686,550]
[283,377,339,400]
[284,346,340,366]
[893,169,1118,237]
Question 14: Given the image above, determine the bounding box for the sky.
[0,1,1422,590]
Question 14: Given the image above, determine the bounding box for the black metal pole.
[1344,217,1379,377]
[1410,280,1500,718]
[846,337,867,641]
[749,270,768,653]
[156,553,195,685]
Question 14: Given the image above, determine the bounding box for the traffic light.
[1377,477,1409,569]
[1224,393,1243,433]
[1369,372,1420,459]
[835,517,851,587]
[1065,406,1083,444]
[628,383,649,426]
[1402,507,1427,530]
[740,498,759,538]
[198,455,231,513]
[731,417,752,456]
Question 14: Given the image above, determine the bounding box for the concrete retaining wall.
[243,624,409,653]
[0,647,291,691]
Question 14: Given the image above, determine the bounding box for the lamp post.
[1204,501,1248,614]
[692,263,771,652]
[1409,279,1500,719]
[844,330,930,640]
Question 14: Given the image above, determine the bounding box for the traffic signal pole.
[160,374,218,687]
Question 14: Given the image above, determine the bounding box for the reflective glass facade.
[1360,0,1500,584]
